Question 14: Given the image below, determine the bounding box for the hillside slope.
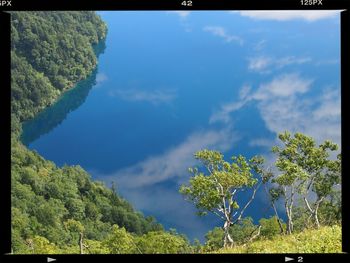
[215,225,342,253]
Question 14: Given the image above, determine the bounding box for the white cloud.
[167,11,191,19]
[255,84,340,146]
[210,74,313,124]
[248,56,312,73]
[209,99,248,124]
[166,11,193,32]
[248,56,272,72]
[275,56,312,68]
[315,58,339,66]
[118,185,215,240]
[102,128,238,189]
[254,39,267,51]
[249,138,275,148]
[96,73,108,85]
[239,85,252,100]
[313,89,341,121]
[209,73,340,146]
[257,96,311,137]
[253,73,313,99]
[109,89,177,105]
[236,10,340,22]
[203,26,244,45]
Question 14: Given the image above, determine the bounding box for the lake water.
[21,11,341,241]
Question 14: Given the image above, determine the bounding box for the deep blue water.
[21,11,341,242]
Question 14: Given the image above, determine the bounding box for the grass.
[214,225,342,253]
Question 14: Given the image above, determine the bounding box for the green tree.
[102,225,138,254]
[29,236,61,254]
[317,189,341,226]
[230,217,259,244]
[64,219,85,254]
[204,217,261,251]
[204,227,224,251]
[259,216,285,239]
[271,131,340,233]
[180,149,262,248]
[84,239,109,254]
[136,231,192,254]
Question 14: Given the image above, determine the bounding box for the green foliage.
[318,190,341,225]
[259,216,285,239]
[102,225,137,254]
[135,231,193,254]
[216,225,341,253]
[84,239,110,254]
[29,236,61,254]
[270,131,341,232]
[11,11,107,122]
[11,139,163,253]
[204,217,260,251]
[204,227,224,251]
[272,131,340,196]
[180,149,263,248]
[180,149,259,216]
[229,217,257,244]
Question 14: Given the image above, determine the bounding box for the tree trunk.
[79,232,84,254]
[223,221,234,248]
[285,202,293,234]
[314,209,320,228]
[304,196,323,229]
[271,200,284,234]
[286,217,292,234]
[313,197,324,228]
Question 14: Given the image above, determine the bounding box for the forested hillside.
[11,11,107,122]
[10,12,193,254]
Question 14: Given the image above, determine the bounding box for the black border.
[0,9,11,259]
[0,0,348,10]
[1,0,349,262]
[340,8,350,257]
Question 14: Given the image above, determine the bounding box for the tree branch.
[212,210,226,221]
[304,197,314,213]
[233,181,262,224]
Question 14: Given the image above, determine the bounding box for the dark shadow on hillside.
[20,39,106,146]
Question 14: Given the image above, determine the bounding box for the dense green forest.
[10,11,342,254]
[11,11,107,122]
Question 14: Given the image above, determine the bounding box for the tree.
[84,239,109,254]
[250,158,285,234]
[204,217,263,251]
[29,236,60,254]
[135,231,192,254]
[102,225,138,254]
[318,189,341,226]
[271,131,340,233]
[204,227,224,251]
[179,149,262,248]
[64,219,85,254]
[230,217,259,244]
[259,216,285,239]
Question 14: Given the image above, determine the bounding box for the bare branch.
[233,181,262,224]
[304,197,314,213]
[262,181,284,234]
[247,225,262,243]
[212,210,226,221]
